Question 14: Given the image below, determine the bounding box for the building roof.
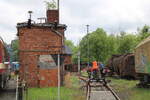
[136,36,150,49]
[17,22,67,37]
[17,22,67,29]
[64,45,72,55]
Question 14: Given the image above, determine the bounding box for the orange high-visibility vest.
[92,61,98,70]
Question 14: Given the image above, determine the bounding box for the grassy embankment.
[24,73,85,100]
[109,77,150,100]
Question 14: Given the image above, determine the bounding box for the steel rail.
[105,84,121,100]
[79,76,121,100]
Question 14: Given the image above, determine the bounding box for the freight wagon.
[107,53,136,79]
[135,36,150,87]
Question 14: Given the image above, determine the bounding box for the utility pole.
[58,0,60,21]
[86,25,90,67]
[58,0,59,10]
[57,54,60,100]
[16,75,19,100]
[27,11,33,28]
[57,1,60,100]
[78,52,80,74]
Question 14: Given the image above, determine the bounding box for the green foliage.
[65,40,79,64]
[65,40,75,51]
[117,33,139,54]
[44,0,57,10]
[139,25,150,40]
[78,25,150,64]
[11,39,19,61]
[71,46,79,64]
[79,28,118,63]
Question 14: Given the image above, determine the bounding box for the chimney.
[46,10,59,23]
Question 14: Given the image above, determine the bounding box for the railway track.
[79,76,121,100]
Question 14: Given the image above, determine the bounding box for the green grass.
[24,87,84,100]
[108,77,150,100]
[70,75,81,88]
[24,74,86,100]
[81,71,88,77]
[131,88,150,100]
[108,77,138,92]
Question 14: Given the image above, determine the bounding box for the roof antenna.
[28,11,33,20]
[28,11,33,28]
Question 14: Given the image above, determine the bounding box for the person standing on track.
[99,62,108,85]
[87,61,100,79]
[99,62,105,77]
[92,61,99,71]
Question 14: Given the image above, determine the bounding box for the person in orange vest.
[91,61,99,71]
[87,61,100,79]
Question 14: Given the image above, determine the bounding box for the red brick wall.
[47,10,59,23]
[39,69,58,87]
[19,27,63,51]
[18,26,65,87]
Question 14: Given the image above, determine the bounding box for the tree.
[64,26,150,64]
[138,25,150,40]
[44,0,57,10]
[79,28,143,64]
[11,39,19,61]
[79,28,117,63]
[117,33,139,54]
[65,39,79,64]
[65,40,75,51]
[71,46,79,64]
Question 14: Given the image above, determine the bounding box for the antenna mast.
[28,11,33,20]
[27,11,33,28]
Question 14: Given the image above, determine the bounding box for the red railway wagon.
[0,38,9,88]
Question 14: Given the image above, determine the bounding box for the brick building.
[17,9,72,87]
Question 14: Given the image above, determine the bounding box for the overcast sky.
[0,0,150,44]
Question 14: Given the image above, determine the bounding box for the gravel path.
[0,78,16,100]
[90,91,116,100]
[89,82,117,100]
[79,76,118,100]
